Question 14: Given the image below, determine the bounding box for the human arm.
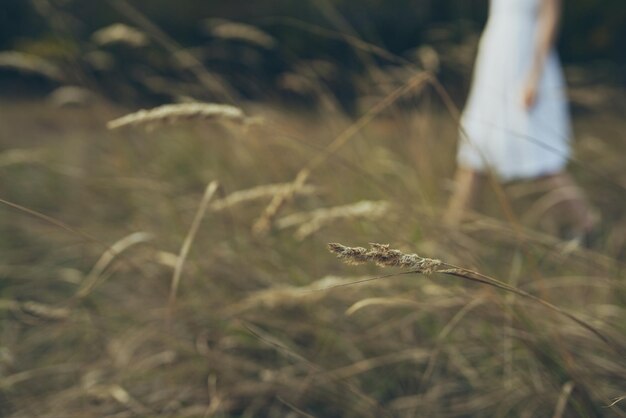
[522,0,562,109]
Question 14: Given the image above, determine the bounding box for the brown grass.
[1,10,625,418]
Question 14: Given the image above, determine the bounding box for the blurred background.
[0,1,625,417]
[1,0,624,107]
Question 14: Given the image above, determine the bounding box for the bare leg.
[538,171,598,235]
[444,167,486,226]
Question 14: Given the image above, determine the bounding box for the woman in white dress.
[445,0,596,236]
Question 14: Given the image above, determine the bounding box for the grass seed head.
[92,23,149,48]
[0,51,64,81]
[20,301,71,321]
[328,242,443,274]
[211,183,318,212]
[278,201,390,240]
[107,103,254,130]
[205,20,276,49]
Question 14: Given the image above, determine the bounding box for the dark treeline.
[0,0,624,107]
[2,0,624,62]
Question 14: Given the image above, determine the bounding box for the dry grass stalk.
[48,86,97,108]
[419,298,486,390]
[324,348,429,381]
[252,72,431,235]
[0,51,64,81]
[278,200,387,228]
[153,250,179,269]
[345,297,421,316]
[416,45,440,73]
[206,20,276,49]
[0,300,70,321]
[227,275,374,313]
[607,395,626,408]
[252,169,310,235]
[19,301,71,321]
[109,0,236,102]
[277,396,317,418]
[552,381,575,418]
[0,148,48,168]
[278,200,390,240]
[0,363,78,390]
[328,242,616,349]
[76,232,154,299]
[168,181,219,314]
[278,72,319,95]
[92,23,149,47]
[84,384,153,415]
[107,103,253,130]
[211,182,318,212]
[264,17,407,65]
[329,243,442,274]
[242,322,388,416]
[463,216,619,269]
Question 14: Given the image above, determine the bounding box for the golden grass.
[0,51,64,81]
[1,93,624,418]
[76,231,154,299]
[278,200,390,240]
[205,19,277,49]
[211,182,318,212]
[106,103,253,130]
[328,242,617,349]
[252,72,431,235]
[329,242,442,272]
[92,23,149,48]
[168,180,219,314]
[1,13,625,417]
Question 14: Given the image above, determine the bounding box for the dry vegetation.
[1,11,626,418]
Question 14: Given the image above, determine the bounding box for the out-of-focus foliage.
[0,0,623,107]
[1,0,624,62]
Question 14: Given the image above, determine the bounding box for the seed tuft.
[328,242,443,274]
[107,103,256,130]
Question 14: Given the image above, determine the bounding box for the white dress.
[457,0,571,181]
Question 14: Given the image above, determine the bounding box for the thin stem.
[436,262,614,348]
[168,181,219,318]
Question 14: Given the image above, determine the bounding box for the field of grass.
[0,59,625,417]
